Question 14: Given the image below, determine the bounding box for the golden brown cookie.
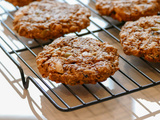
[13,0,91,40]
[96,0,160,21]
[36,36,119,85]
[6,0,41,7]
[120,15,160,62]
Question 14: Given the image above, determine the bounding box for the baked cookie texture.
[13,0,91,40]
[96,0,160,21]
[6,0,41,7]
[36,36,119,85]
[120,15,160,62]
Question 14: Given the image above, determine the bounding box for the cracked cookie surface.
[13,0,91,40]
[96,0,160,21]
[120,15,160,62]
[36,36,119,85]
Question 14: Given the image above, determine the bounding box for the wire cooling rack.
[0,0,160,111]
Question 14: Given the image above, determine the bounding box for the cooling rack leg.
[24,77,30,89]
[0,43,29,89]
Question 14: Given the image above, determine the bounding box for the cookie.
[6,0,41,7]
[120,15,160,62]
[36,36,119,85]
[96,0,160,21]
[13,0,91,40]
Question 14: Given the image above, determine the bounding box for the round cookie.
[36,36,119,85]
[6,0,41,7]
[13,0,91,40]
[96,0,160,21]
[120,15,160,62]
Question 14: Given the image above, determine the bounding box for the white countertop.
[0,0,160,120]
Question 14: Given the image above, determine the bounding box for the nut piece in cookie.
[36,36,119,85]
[13,0,91,40]
[120,15,160,62]
[96,0,160,21]
[6,0,41,7]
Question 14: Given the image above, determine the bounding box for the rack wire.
[0,0,160,112]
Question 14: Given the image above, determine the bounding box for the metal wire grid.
[0,0,160,112]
